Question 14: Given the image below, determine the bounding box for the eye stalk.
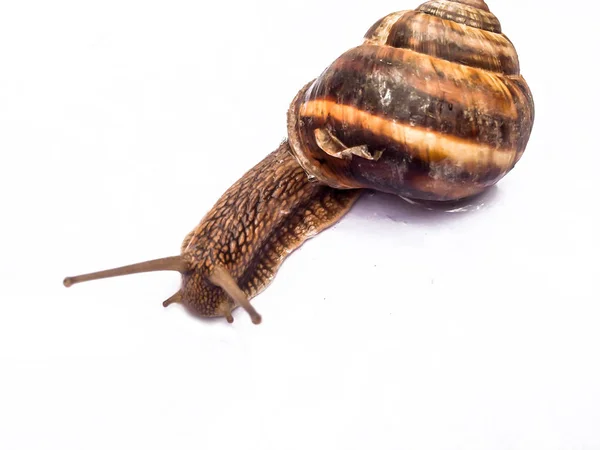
[63,255,189,288]
[209,266,262,325]
[64,256,261,324]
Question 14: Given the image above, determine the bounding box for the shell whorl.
[365,0,516,75]
[417,0,500,33]
[446,0,490,11]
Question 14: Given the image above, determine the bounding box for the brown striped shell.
[287,0,534,201]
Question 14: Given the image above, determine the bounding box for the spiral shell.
[287,0,534,201]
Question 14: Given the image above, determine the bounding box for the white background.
[1,1,599,449]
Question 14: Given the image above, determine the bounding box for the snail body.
[64,0,534,324]
[176,144,360,321]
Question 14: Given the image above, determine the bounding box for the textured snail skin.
[288,0,534,201]
[178,142,360,317]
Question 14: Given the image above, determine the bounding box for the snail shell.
[288,0,535,201]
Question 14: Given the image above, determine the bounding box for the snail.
[63,0,534,324]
